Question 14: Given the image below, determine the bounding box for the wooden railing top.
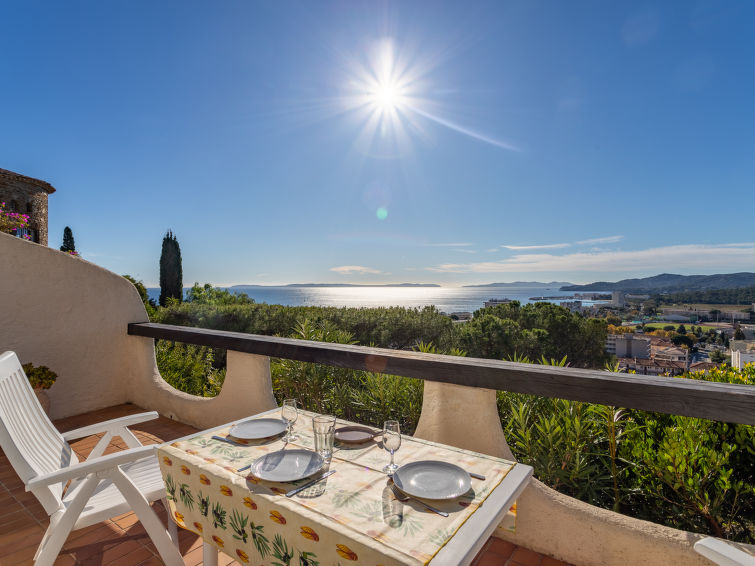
[128,322,755,426]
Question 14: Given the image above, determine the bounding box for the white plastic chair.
[694,537,755,566]
[0,351,183,566]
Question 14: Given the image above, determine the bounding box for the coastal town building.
[730,340,755,369]
[0,167,56,245]
[558,300,583,312]
[611,291,625,308]
[606,333,650,358]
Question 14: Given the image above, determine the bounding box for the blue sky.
[2,1,754,286]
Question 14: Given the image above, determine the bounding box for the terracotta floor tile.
[510,546,543,566]
[105,545,156,566]
[489,538,516,559]
[134,557,165,566]
[540,557,569,566]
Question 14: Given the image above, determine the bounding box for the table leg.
[203,542,219,566]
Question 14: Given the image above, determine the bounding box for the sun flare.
[372,82,404,111]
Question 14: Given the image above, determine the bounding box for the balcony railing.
[128,322,755,425]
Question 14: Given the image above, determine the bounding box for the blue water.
[146,285,606,314]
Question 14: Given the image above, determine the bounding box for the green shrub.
[22,363,57,389]
[155,340,225,397]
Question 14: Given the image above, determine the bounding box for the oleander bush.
[499,361,755,543]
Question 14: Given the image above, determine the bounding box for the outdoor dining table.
[157,407,533,566]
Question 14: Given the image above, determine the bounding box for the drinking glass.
[281,399,299,442]
[312,414,337,462]
[382,420,401,474]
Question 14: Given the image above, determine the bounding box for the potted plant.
[23,362,57,414]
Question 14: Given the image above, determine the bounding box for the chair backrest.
[0,351,78,514]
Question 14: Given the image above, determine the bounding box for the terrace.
[2,231,754,566]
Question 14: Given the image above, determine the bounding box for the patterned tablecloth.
[158,409,517,566]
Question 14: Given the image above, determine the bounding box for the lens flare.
[376,207,388,220]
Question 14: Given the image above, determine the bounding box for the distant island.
[464,281,574,288]
[229,283,441,288]
[561,272,755,293]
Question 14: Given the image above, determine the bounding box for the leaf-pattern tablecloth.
[158,410,517,565]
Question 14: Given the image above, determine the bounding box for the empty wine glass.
[382,420,401,474]
[281,399,299,442]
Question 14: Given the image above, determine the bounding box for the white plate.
[249,449,325,482]
[229,418,287,440]
[392,461,471,500]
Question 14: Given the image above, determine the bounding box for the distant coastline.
[229,283,441,288]
[464,281,574,288]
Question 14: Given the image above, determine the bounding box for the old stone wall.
[0,180,49,245]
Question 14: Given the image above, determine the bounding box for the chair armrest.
[694,537,755,566]
[62,411,159,440]
[26,445,156,490]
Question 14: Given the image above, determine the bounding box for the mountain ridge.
[561,272,755,292]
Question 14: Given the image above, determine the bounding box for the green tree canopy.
[159,230,183,307]
[60,226,76,252]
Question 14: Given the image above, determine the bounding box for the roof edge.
[0,168,56,194]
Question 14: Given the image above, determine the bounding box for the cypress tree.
[159,230,183,307]
[60,226,76,252]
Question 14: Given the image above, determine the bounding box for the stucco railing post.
[218,350,278,417]
[413,381,514,460]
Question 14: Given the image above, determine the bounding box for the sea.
[146,285,607,314]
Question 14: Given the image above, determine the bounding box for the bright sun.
[372,82,403,111]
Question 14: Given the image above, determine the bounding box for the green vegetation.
[127,281,753,542]
[155,340,225,397]
[501,362,754,542]
[654,286,755,306]
[60,226,76,253]
[159,230,183,307]
[643,322,716,332]
[22,362,58,389]
[459,301,609,367]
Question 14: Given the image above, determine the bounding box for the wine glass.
[281,399,299,442]
[382,420,401,474]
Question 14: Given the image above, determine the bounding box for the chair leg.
[111,469,184,566]
[163,497,179,545]
[35,475,101,566]
[203,542,219,566]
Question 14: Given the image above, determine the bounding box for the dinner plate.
[392,461,471,500]
[334,425,380,444]
[249,449,325,482]
[229,418,287,440]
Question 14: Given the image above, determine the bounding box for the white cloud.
[330,265,383,275]
[427,243,755,274]
[501,243,570,250]
[575,235,624,245]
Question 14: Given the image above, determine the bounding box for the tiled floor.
[0,404,569,566]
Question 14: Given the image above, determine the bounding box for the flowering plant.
[0,201,31,239]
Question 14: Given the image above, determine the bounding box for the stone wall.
[0,180,50,245]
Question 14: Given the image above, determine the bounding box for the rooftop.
[0,168,56,194]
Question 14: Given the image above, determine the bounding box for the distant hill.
[464,281,574,288]
[561,273,755,293]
